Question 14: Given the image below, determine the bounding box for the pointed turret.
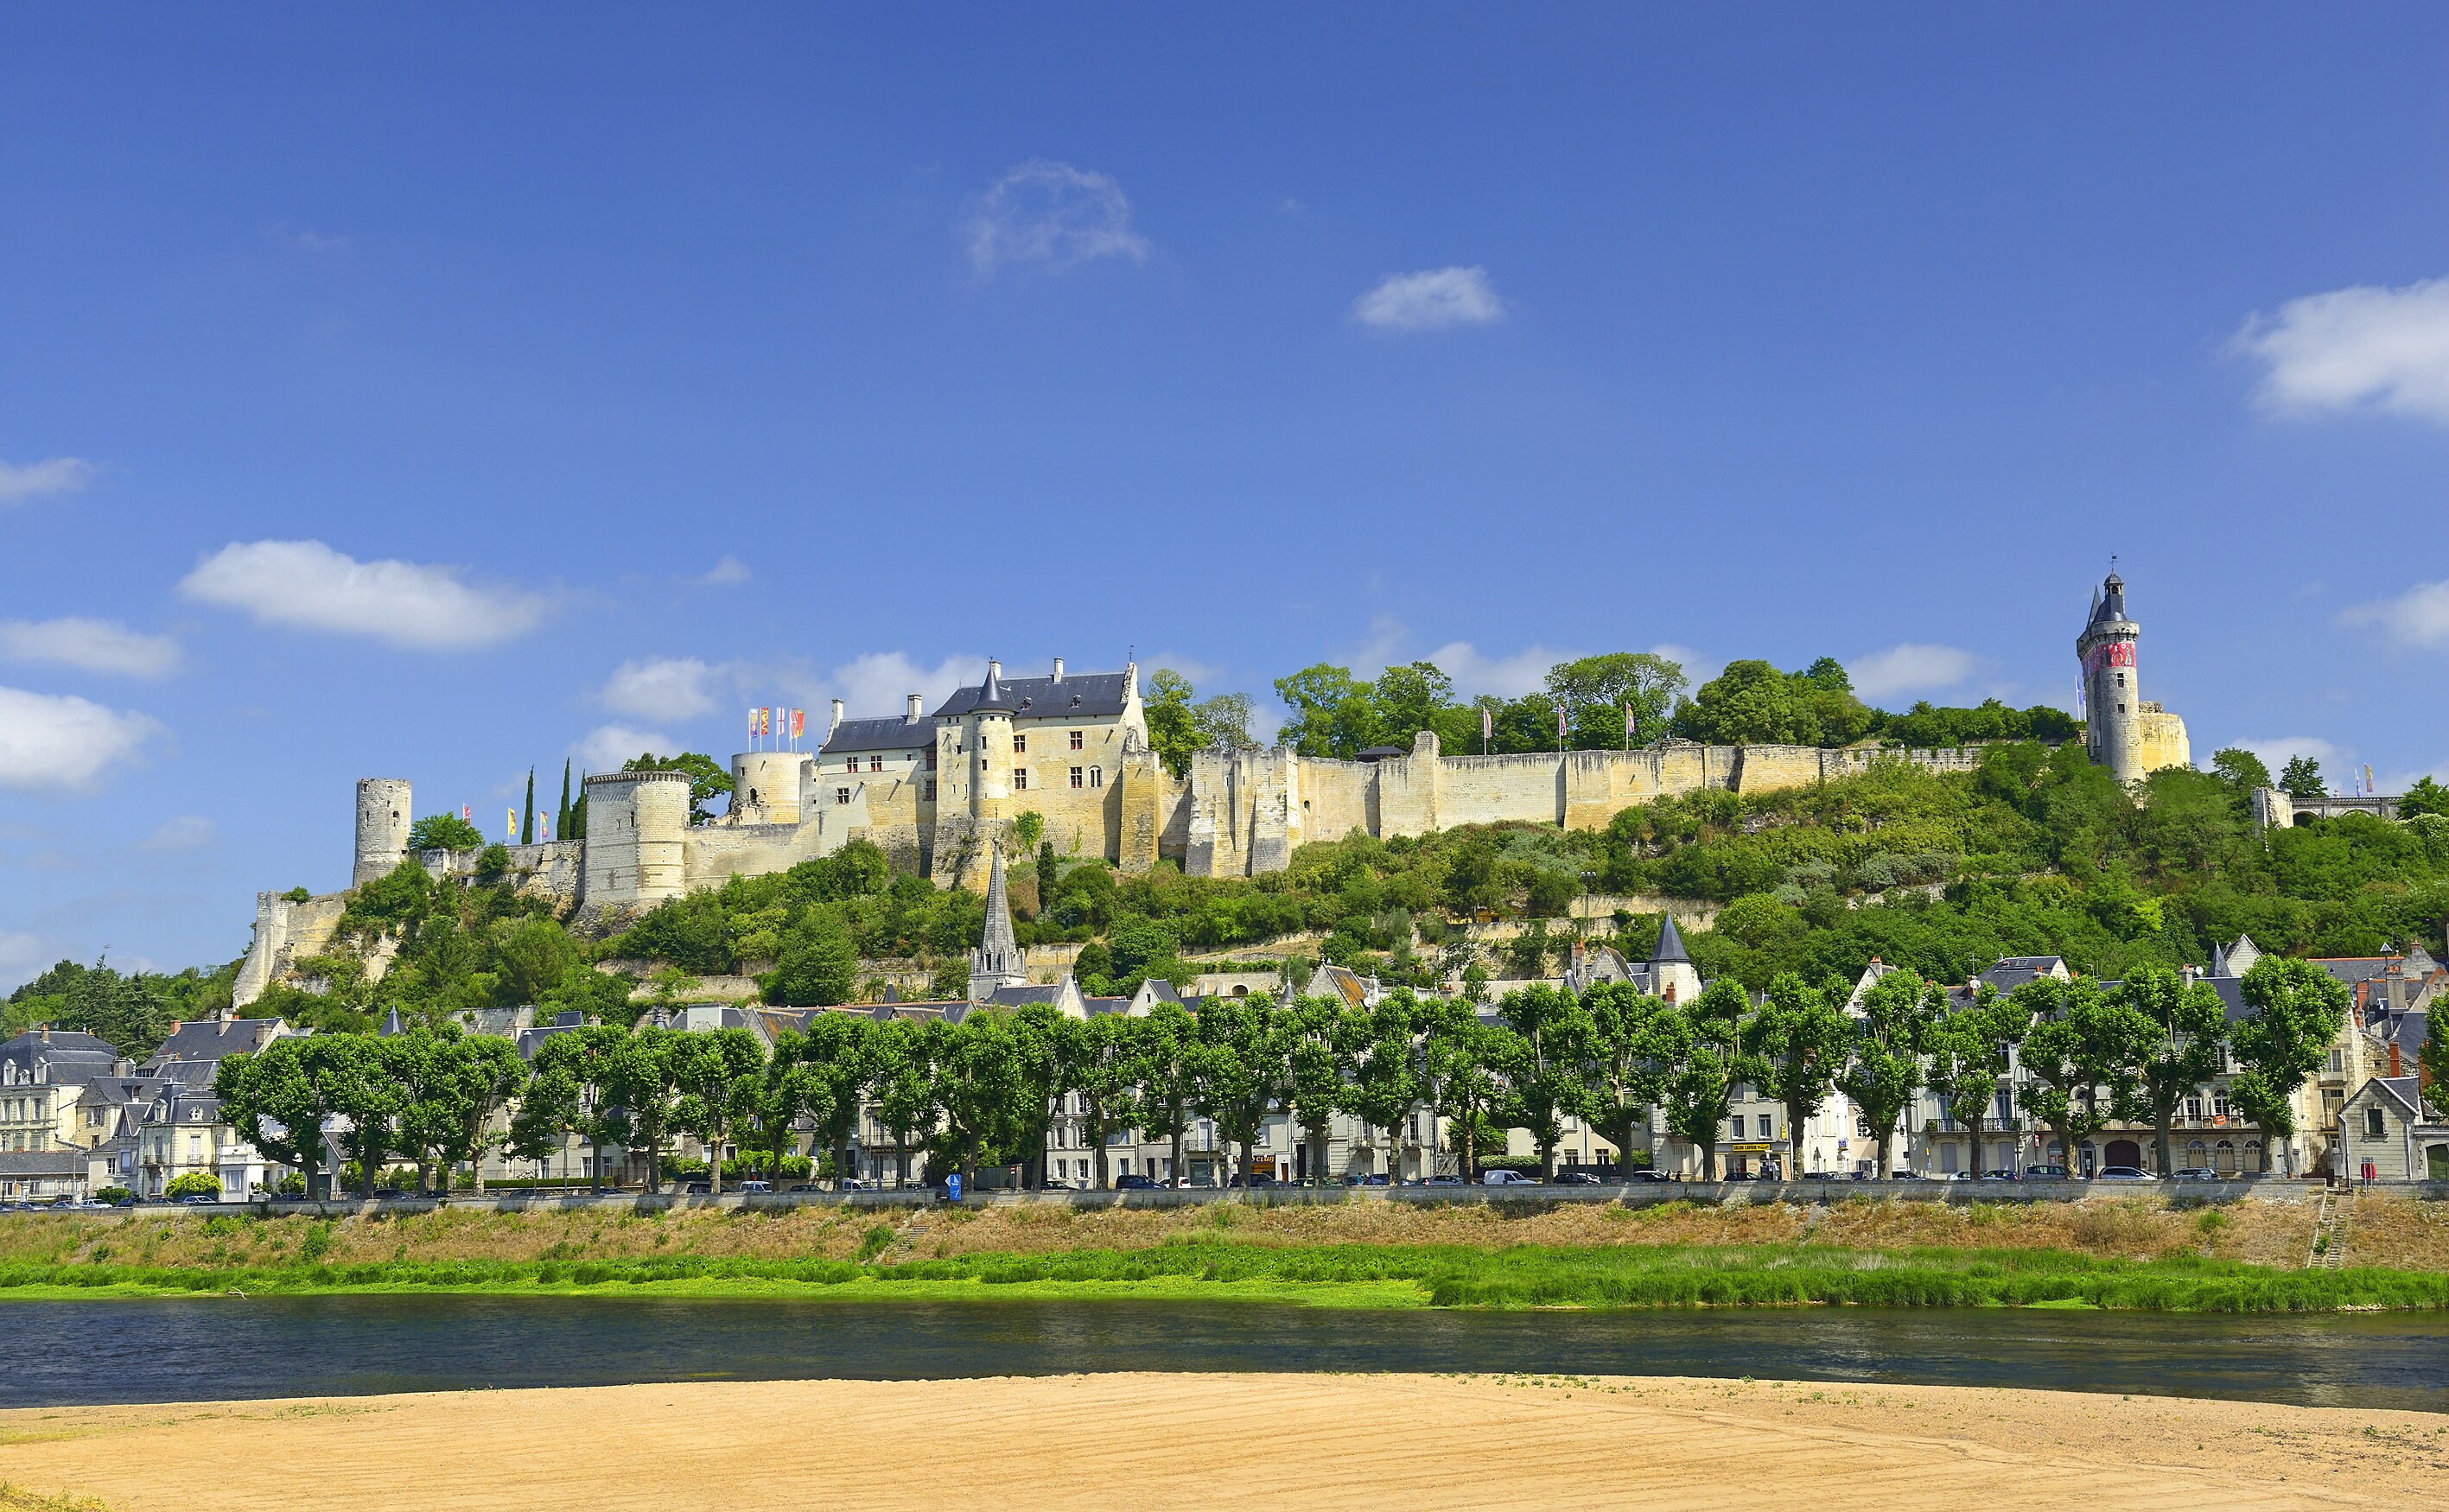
[971,659,1016,715]
[968,844,1027,1002]
[1649,912,1701,1004]
[2208,942,2232,979]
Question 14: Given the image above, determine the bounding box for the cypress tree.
[521,767,535,845]
[556,759,572,840]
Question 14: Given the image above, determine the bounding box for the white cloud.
[1351,267,1505,332]
[0,931,55,993]
[698,555,752,586]
[266,221,349,253]
[2232,736,2348,790]
[600,657,724,722]
[2236,276,2449,422]
[1645,644,1720,689]
[0,457,96,506]
[1848,643,1983,702]
[2341,579,2449,649]
[179,540,547,651]
[137,815,218,852]
[1420,640,1570,700]
[571,724,677,773]
[0,686,161,792]
[826,652,987,718]
[0,618,181,678]
[966,160,1150,275]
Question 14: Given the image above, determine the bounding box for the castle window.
[868,755,882,772]
[1070,767,1084,789]
[1089,766,1102,788]
[1070,730,1084,751]
[2116,673,2126,687]
[924,780,937,802]
[1014,770,1029,791]
[836,788,851,806]
[2117,703,2126,714]
[1014,734,1027,753]
[925,746,938,771]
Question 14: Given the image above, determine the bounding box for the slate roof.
[0,1148,92,1178]
[0,1029,124,1084]
[935,670,1130,721]
[2356,1076,2427,1119]
[143,1019,286,1071]
[1651,913,1690,966]
[820,715,932,756]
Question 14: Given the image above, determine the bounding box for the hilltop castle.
[232,572,2193,1007]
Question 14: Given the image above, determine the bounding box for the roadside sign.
[946,1173,962,1202]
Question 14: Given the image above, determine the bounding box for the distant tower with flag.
[2076,565,2191,787]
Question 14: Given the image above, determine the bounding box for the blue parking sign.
[946,1173,962,1202]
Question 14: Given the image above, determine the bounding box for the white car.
[1482,1170,1541,1185]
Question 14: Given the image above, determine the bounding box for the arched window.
[2244,1139,2264,1172]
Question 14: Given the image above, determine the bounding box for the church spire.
[968,843,1027,1002]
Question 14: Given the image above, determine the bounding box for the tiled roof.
[935,670,1130,721]
[820,716,932,755]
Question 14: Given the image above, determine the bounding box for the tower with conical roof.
[1650,912,1701,1004]
[968,843,1027,1002]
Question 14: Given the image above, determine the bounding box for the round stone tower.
[2077,570,2144,785]
[579,769,691,905]
[966,658,1015,822]
[353,778,413,886]
[730,751,809,826]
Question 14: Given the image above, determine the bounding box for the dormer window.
[1070,695,1082,708]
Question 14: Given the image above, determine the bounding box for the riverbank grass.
[3,1240,2445,1312]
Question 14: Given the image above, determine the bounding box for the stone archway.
[2106,1139,2142,1170]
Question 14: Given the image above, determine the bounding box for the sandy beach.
[4,1372,2446,1511]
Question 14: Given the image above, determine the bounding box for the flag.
[792,708,805,741]
[1557,707,1568,741]
[1625,702,1637,737]
[461,804,471,823]
[507,807,518,840]
[1481,707,1492,740]
[747,706,759,739]
[760,706,772,737]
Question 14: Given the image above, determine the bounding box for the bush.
[163,1172,223,1201]
[93,1186,131,1205]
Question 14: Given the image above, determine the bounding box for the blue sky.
[8,7,2449,986]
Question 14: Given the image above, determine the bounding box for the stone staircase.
[2308,1188,2351,1270]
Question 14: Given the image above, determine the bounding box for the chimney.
[38,1025,48,1043]
[829,699,844,735]
[1053,658,1065,683]
[2390,1042,2402,1077]
[988,658,1002,682]
[906,693,923,724]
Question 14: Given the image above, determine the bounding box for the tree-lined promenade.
[211,952,2360,1198]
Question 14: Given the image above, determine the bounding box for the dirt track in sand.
[4,1372,2447,1511]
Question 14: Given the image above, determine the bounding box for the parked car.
[839,1178,882,1191]
[1799,1170,1840,1182]
[1482,1169,1540,1185]
[1114,1174,1160,1191]
[177,1194,219,1205]
[786,1183,821,1193]
[2171,1168,2219,1181]
[1422,1175,1466,1187]
[737,1180,773,1194]
[1624,1169,1674,1183]
[2024,1164,2071,1179]
[683,1181,712,1195]
[1225,1174,1276,1189]
[1552,1172,1605,1185]
[1339,1172,1390,1187]
[1976,1169,2020,1182]
[2096,1166,2156,1182]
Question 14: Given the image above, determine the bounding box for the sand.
[3,1372,2446,1512]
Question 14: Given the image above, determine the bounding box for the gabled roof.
[820,716,932,756]
[0,1029,124,1083]
[2352,1075,2427,1119]
[935,669,1130,721]
[143,1018,287,1070]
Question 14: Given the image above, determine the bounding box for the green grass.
[1,1240,2443,1312]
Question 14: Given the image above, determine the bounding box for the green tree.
[1012,811,1046,854]
[1273,664,1384,759]
[1134,997,1202,1183]
[1658,977,1750,1180]
[1062,1013,1147,1189]
[319,1035,402,1198]
[766,912,860,1006]
[1144,669,1200,777]
[2012,975,2145,1177]
[1496,982,1597,1178]
[621,751,735,824]
[1278,994,1348,1184]
[1921,982,2029,1179]
[869,1018,938,1189]
[2227,955,2350,1164]
[493,918,579,1005]
[164,1172,222,1200]
[1751,972,1854,1178]
[389,1025,525,1196]
[520,766,535,845]
[1193,991,1283,1187]
[1837,969,1941,1178]
[933,1011,1026,1185]
[1340,991,1423,1181]
[214,1037,346,1199]
[1581,981,1672,1173]
[1671,659,1875,747]
[598,1026,684,1193]
[1421,994,1500,1180]
[556,759,573,839]
[1372,662,1458,746]
[2117,965,2230,1176]
[2279,755,2326,800]
[670,1026,768,1195]
[2210,747,2274,793]
[798,1010,874,1187]
[2422,1008,2447,1104]
[2399,775,2449,820]
[739,1027,821,1184]
[407,812,486,853]
[1193,690,1256,754]
[1545,652,1686,750]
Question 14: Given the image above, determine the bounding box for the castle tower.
[967,844,1027,1002]
[353,778,412,886]
[965,658,1015,823]
[1651,912,1702,1004]
[729,751,808,826]
[2077,570,2145,785]
[579,768,690,905]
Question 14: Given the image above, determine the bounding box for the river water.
[3,1298,2444,1411]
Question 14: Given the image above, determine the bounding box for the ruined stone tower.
[353,778,412,886]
